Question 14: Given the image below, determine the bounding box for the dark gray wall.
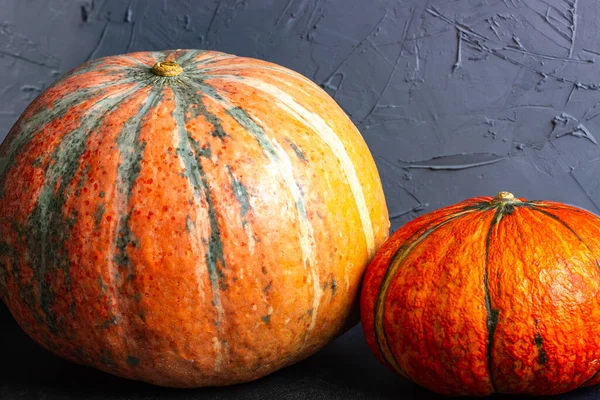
[2,0,600,229]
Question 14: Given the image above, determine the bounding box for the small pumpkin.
[361,192,600,396]
[0,49,389,387]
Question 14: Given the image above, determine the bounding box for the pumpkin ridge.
[0,82,136,195]
[212,75,377,259]
[26,84,142,335]
[521,205,600,387]
[219,102,322,341]
[104,87,163,370]
[113,86,163,275]
[373,208,481,379]
[174,80,227,139]
[523,204,600,277]
[171,84,228,315]
[527,206,584,242]
[174,49,208,70]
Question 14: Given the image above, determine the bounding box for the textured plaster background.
[4,0,600,230]
[2,0,600,398]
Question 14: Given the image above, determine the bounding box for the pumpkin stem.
[494,191,520,203]
[151,61,183,77]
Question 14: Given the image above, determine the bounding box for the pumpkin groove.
[362,193,600,395]
[0,49,389,387]
[483,206,502,393]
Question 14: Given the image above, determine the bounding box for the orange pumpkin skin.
[361,192,600,396]
[0,50,389,387]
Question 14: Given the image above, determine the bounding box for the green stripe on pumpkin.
[172,82,227,139]
[224,106,308,219]
[286,139,307,162]
[483,207,502,392]
[171,85,227,311]
[226,166,251,226]
[114,87,163,273]
[0,81,138,198]
[94,203,106,230]
[175,50,207,69]
[27,84,141,334]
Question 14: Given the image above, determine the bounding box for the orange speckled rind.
[361,195,600,396]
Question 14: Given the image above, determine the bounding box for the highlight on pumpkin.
[361,192,600,396]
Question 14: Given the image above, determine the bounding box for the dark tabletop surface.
[4,0,600,398]
[1,303,599,400]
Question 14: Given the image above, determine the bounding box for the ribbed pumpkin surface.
[361,192,600,396]
[0,49,389,387]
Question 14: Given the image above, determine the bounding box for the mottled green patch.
[185,80,225,102]
[263,281,272,293]
[74,164,91,197]
[176,49,208,69]
[113,88,162,277]
[8,224,32,309]
[227,166,251,225]
[99,191,106,198]
[122,66,157,83]
[133,292,142,302]
[172,85,228,318]
[174,83,228,139]
[306,308,313,316]
[534,333,547,364]
[114,215,133,269]
[94,203,106,229]
[287,139,307,162]
[225,106,308,219]
[32,157,44,168]
[97,276,108,291]
[226,106,277,159]
[99,350,116,367]
[261,314,271,324]
[101,315,118,329]
[0,82,131,197]
[331,277,337,296]
[27,85,141,334]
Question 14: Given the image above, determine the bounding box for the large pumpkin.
[0,49,389,387]
[361,192,600,396]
